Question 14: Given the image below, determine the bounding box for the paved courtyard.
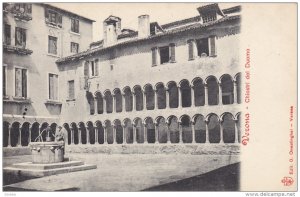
[3,153,240,191]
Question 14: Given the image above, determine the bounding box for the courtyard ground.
[3,153,240,191]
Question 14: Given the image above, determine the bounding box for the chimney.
[138,15,150,38]
[103,16,121,46]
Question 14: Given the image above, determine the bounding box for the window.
[3,66,7,96]
[48,74,58,100]
[45,9,62,27]
[48,36,57,54]
[15,68,27,98]
[151,47,158,66]
[187,39,195,60]
[68,80,75,100]
[71,42,79,53]
[196,38,209,57]
[71,18,79,33]
[202,14,216,23]
[14,3,32,14]
[4,24,11,45]
[159,46,169,64]
[15,27,26,48]
[169,43,176,63]
[90,60,99,77]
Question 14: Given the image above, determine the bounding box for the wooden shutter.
[95,60,99,76]
[45,8,49,22]
[151,47,157,66]
[15,27,20,46]
[22,29,26,48]
[209,36,217,57]
[5,24,11,45]
[169,43,176,63]
[15,68,22,97]
[22,69,27,97]
[188,40,194,60]
[54,75,58,100]
[49,74,54,99]
[57,14,62,28]
[76,20,79,33]
[84,61,89,77]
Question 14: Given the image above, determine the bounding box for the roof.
[222,6,241,14]
[104,15,121,23]
[43,3,95,23]
[56,15,240,64]
[197,3,225,17]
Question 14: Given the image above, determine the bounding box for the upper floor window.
[15,68,27,98]
[45,9,62,28]
[15,27,26,48]
[48,36,57,55]
[196,38,209,57]
[48,73,58,100]
[71,42,79,53]
[84,60,99,78]
[68,80,75,100]
[202,14,217,23]
[159,46,169,64]
[154,43,176,65]
[14,3,32,14]
[188,36,217,59]
[4,24,11,45]
[71,18,79,33]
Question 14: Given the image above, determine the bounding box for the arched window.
[134,118,144,143]
[181,115,192,143]
[71,122,79,145]
[78,122,87,144]
[21,122,30,146]
[168,116,179,143]
[31,122,40,143]
[124,87,133,112]
[156,83,166,109]
[206,76,219,105]
[157,117,167,143]
[105,120,113,144]
[193,78,205,106]
[144,84,155,110]
[63,123,72,145]
[87,121,95,144]
[124,119,133,144]
[180,80,191,108]
[221,74,234,105]
[95,92,104,114]
[222,113,235,143]
[95,121,104,144]
[145,117,155,143]
[207,114,220,143]
[194,115,206,143]
[104,91,113,113]
[114,119,123,144]
[86,91,95,115]
[235,73,241,104]
[3,121,10,147]
[114,89,122,113]
[167,82,178,108]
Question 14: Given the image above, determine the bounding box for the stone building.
[3,3,241,154]
[2,3,94,149]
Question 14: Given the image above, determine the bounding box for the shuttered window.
[45,8,62,28]
[209,36,217,57]
[49,74,58,100]
[95,59,99,76]
[68,80,75,100]
[151,47,157,66]
[4,24,11,45]
[48,36,57,54]
[169,43,176,63]
[71,18,79,33]
[187,40,195,60]
[15,27,26,48]
[15,68,27,98]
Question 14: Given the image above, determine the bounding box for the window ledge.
[45,100,62,105]
[66,99,76,102]
[3,44,33,55]
[47,53,60,58]
[3,95,10,100]
[69,31,81,36]
[46,22,62,29]
[4,97,32,104]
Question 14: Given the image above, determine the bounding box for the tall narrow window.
[15,68,27,98]
[15,27,26,48]
[49,74,58,100]
[196,38,209,57]
[71,42,79,53]
[209,36,217,57]
[169,43,176,63]
[3,66,7,96]
[71,18,79,33]
[151,47,157,66]
[48,36,57,54]
[187,39,195,60]
[159,46,169,64]
[90,60,99,77]
[68,80,75,100]
[4,24,11,45]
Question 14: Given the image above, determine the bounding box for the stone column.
[103,98,107,115]
[143,124,148,144]
[154,90,158,109]
[113,126,117,144]
[94,99,98,115]
[133,124,137,144]
[122,125,126,144]
[205,121,210,143]
[234,120,240,143]
[204,84,209,106]
[112,95,116,113]
[28,125,32,144]
[143,91,146,111]
[178,122,183,143]
[103,126,108,144]
[94,127,98,144]
[18,127,22,147]
[167,124,171,144]
[219,122,224,144]
[155,124,159,144]
[165,88,170,109]
[121,94,125,113]
[78,126,82,144]
[191,122,196,143]
[7,125,12,147]
[70,127,74,144]
[191,86,195,107]
[233,81,238,104]
[132,92,136,111]
[218,83,222,105]
[86,126,90,145]
[178,86,182,108]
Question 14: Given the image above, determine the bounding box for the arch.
[104,90,113,113]
[21,122,30,146]
[179,79,191,108]
[3,121,10,147]
[78,122,87,144]
[155,82,166,109]
[144,84,155,110]
[192,77,205,106]
[221,112,235,143]
[220,74,234,105]
[86,91,95,115]
[235,73,242,104]
[123,87,133,112]
[167,115,179,143]
[133,86,143,111]
[113,88,123,113]
[123,118,133,144]
[156,116,167,143]
[193,114,206,143]
[86,121,95,144]
[95,91,104,114]
[11,122,21,147]
[70,122,79,144]
[63,123,72,145]
[50,123,57,142]
[206,76,219,105]
[104,120,113,144]
[144,117,155,143]
[31,122,40,143]
[40,122,49,142]
[180,115,192,143]
[207,113,220,143]
[134,118,144,143]
[114,119,123,144]
[167,81,178,108]
[95,121,104,144]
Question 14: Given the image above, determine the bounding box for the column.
[95,127,98,144]
[103,127,107,144]
[191,86,195,107]
[18,127,22,147]
[204,84,209,106]
[218,83,222,105]
[94,99,98,115]
[133,125,137,144]
[103,98,107,114]
[28,125,32,144]
[143,91,146,111]
[71,128,75,144]
[144,124,148,144]
[205,121,210,143]
[167,125,171,144]
[178,86,182,108]
[7,125,11,147]
[113,126,117,144]
[86,126,90,145]
[154,90,158,109]
[155,124,159,144]
[122,125,126,144]
[219,123,224,144]
[234,120,240,143]
[121,94,125,112]
[233,81,238,104]
[78,127,82,144]
[112,95,116,113]
[179,122,183,143]
[191,122,196,143]
[133,93,136,111]
[165,88,170,109]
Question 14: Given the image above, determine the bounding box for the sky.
[51,3,235,42]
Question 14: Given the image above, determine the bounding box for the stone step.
[4,163,97,178]
[12,161,84,170]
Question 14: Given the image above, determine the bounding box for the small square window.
[71,42,79,53]
[71,18,79,33]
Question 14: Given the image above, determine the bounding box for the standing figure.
[55,126,65,142]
